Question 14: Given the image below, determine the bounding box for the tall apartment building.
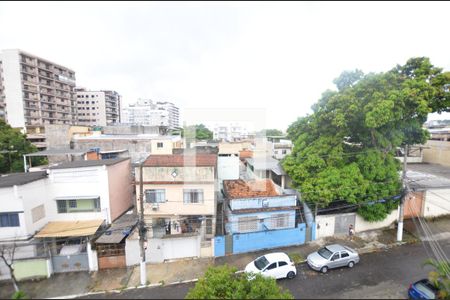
[0,49,77,130]
[121,99,179,129]
[75,88,121,126]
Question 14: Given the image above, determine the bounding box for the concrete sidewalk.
[0,227,419,299]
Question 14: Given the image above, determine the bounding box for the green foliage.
[423,259,450,299]
[0,120,46,174]
[182,124,213,140]
[11,290,28,299]
[185,265,293,299]
[283,57,450,221]
[288,253,304,264]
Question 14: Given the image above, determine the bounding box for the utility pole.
[397,144,409,242]
[139,161,147,286]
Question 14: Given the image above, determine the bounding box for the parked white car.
[245,252,297,280]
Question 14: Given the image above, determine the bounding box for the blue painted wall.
[214,236,226,257]
[232,223,306,254]
[227,210,296,234]
[311,222,316,241]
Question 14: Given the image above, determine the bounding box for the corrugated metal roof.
[49,158,129,170]
[95,213,138,244]
[35,220,104,238]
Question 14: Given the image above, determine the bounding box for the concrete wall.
[107,159,133,222]
[229,195,296,210]
[232,224,306,254]
[355,209,398,232]
[102,125,160,135]
[139,183,216,216]
[47,166,111,223]
[125,231,140,266]
[150,139,173,155]
[13,258,48,281]
[423,140,450,167]
[138,166,215,182]
[315,215,336,239]
[424,189,450,218]
[218,155,240,188]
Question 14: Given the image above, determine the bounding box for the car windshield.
[254,256,270,270]
[318,247,333,259]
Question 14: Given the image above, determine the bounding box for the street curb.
[45,241,410,299]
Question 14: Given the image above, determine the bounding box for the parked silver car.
[307,244,360,273]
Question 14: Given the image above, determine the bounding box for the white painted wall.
[125,235,141,266]
[1,49,25,129]
[218,155,240,183]
[315,215,336,239]
[424,189,450,218]
[355,209,399,232]
[47,166,111,223]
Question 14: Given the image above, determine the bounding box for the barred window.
[183,189,204,204]
[238,216,258,232]
[145,189,166,203]
[271,213,289,229]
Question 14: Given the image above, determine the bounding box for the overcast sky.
[1,1,449,131]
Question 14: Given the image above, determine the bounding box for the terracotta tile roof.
[144,154,217,167]
[223,179,279,199]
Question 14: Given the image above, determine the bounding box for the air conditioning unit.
[152,203,159,211]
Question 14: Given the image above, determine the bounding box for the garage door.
[163,235,200,261]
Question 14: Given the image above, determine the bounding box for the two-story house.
[135,153,217,262]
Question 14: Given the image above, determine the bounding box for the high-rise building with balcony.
[121,99,179,129]
[0,49,78,130]
[75,88,121,127]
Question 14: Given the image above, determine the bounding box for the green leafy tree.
[423,259,450,299]
[182,124,213,140]
[0,120,46,174]
[185,265,293,299]
[283,57,450,221]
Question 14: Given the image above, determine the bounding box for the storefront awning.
[35,220,104,238]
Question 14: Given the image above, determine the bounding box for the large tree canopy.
[182,124,214,140]
[185,265,293,299]
[0,120,46,174]
[283,57,450,221]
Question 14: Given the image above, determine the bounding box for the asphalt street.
[79,239,450,299]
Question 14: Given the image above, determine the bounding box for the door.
[263,262,278,279]
[328,252,341,269]
[277,261,290,278]
[339,251,351,267]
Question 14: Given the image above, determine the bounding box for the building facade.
[75,88,121,126]
[0,49,77,130]
[121,99,179,129]
[134,153,217,262]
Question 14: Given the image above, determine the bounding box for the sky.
[1,1,450,131]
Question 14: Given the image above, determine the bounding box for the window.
[282,149,287,154]
[267,263,277,270]
[278,261,288,267]
[0,213,20,227]
[157,142,164,148]
[272,213,289,229]
[238,216,258,232]
[56,198,101,213]
[91,95,95,98]
[183,189,204,204]
[341,251,349,258]
[145,189,166,203]
[331,253,340,261]
[206,219,213,235]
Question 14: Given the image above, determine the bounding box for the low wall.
[232,224,306,254]
[13,258,48,281]
[354,209,399,232]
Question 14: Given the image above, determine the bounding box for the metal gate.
[334,214,356,235]
[51,254,89,273]
[225,235,233,255]
[305,226,313,242]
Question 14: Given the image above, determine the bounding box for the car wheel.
[320,266,328,273]
[287,271,296,279]
[348,261,355,268]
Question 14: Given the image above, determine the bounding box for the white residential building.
[207,122,249,142]
[121,99,179,129]
[0,49,77,130]
[75,88,121,126]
